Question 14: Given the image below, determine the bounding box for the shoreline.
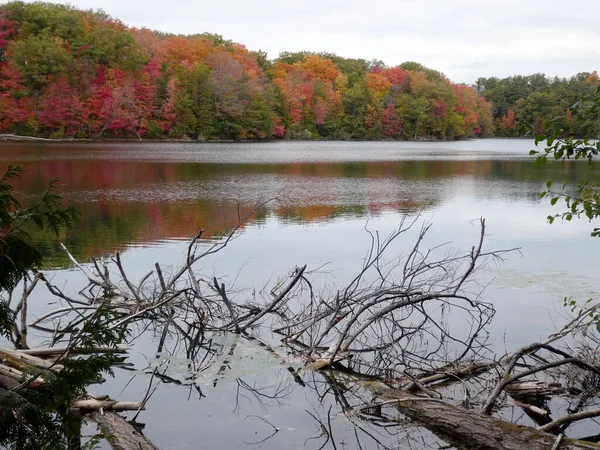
[0,133,529,144]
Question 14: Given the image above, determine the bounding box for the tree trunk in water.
[90,411,159,450]
[376,388,600,450]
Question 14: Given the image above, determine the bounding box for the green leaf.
[550,197,559,206]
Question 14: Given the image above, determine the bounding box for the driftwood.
[0,348,63,371]
[0,362,46,389]
[0,133,60,141]
[0,364,24,389]
[90,411,159,450]
[403,361,497,390]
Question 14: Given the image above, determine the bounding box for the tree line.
[0,2,597,141]
[475,72,600,137]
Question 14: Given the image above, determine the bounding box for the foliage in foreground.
[0,165,125,450]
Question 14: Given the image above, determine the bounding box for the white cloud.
[22,0,600,83]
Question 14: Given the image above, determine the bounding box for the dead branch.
[213,277,240,333]
[70,399,142,412]
[239,264,307,332]
[11,209,600,448]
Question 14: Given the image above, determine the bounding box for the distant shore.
[0,133,530,144]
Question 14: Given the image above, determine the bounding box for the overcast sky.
[27,0,600,83]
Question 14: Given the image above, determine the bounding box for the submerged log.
[375,387,600,450]
[90,411,159,450]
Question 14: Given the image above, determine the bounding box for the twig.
[213,277,240,333]
[239,265,307,332]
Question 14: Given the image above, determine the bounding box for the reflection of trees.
[8,149,598,267]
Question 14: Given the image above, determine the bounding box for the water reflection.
[2,140,596,269]
[3,140,600,449]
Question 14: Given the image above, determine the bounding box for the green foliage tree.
[173,63,215,139]
[399,61,444,81]
[531,86,600,237]
[476,73,598,137]
[341,82,369,138]
[9,33,71,125]
[82,26,148,71]
[2,1,85,42]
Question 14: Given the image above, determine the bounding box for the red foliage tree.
[38,78,84,135]
[381,103,402,136]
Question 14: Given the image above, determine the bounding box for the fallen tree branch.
[71,399,142,413]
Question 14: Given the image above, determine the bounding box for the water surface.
[1,139,599,449]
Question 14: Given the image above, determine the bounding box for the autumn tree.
[0,1,504,141]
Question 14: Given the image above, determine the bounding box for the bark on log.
[90,411,160,450]
[376,387,600,450]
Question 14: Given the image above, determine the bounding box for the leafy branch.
[530,86,600,237]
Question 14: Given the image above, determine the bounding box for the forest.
[0,1,598,141]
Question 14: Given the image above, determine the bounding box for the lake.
[1,139,599,449]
